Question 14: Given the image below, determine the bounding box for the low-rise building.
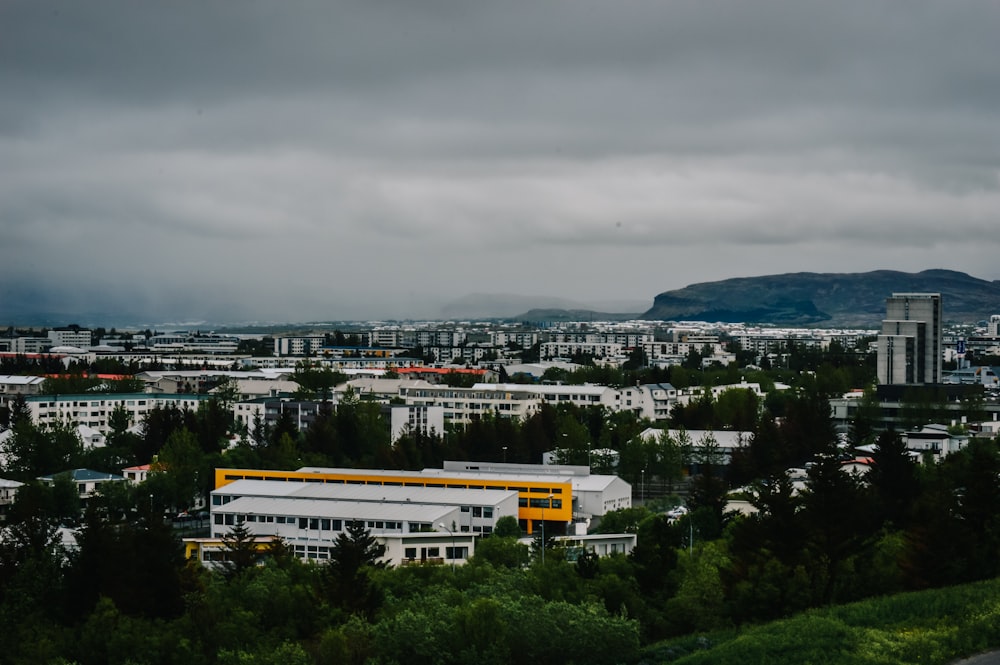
[37,468,127,500]
[0,478,24,522]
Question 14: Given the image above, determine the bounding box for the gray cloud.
[2,0,999,322]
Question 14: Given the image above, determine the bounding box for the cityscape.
[2,289,1000,661]
[5,0,1000,662]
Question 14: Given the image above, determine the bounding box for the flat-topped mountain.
[642,269,1000,327]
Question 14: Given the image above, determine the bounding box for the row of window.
[521,497,563,509]
[219,479,563,495]
[458,506,493,518]
[403,546,469,560]
[215,513,415,532]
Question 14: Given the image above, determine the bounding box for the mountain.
[514,308,642,323]
[642,269,1000,326]
[440,294,646,320]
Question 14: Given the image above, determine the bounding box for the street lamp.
[437,522,456,570]
[502,445,508,463]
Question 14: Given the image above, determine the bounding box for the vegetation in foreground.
[644,577,1000,665]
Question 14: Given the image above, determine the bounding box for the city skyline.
[3,1,1000,322]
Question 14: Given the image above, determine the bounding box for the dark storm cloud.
[2,0,999,321]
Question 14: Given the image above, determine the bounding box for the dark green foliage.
[220,520,262,580]
[869,429,918,529]
[326,521,387,619]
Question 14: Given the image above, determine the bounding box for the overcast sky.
[3,1,999,323]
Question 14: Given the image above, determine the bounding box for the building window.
[445,546,468,560]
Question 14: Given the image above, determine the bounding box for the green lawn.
[642,577,1000,665]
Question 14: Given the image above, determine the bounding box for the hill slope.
[642,269,1000,326]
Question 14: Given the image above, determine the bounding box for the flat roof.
[219,496,456,522]
[216,478,517,505]
[295,466,574,489]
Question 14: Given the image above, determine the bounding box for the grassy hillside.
[643,269,1000,326]
[643,577,1000,664]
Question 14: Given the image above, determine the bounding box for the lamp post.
[438,522,456,571]
[640,468,645,505]
[502,446,508,463]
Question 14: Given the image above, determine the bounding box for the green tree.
[472,536,530,569]
[327,521,387,618]
[151,428,206,510]
[493,515,522,538]
[869,429,918,529]
[292,361,345,402]
[220,519,262,580]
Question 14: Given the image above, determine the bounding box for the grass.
[640,577,1000,665]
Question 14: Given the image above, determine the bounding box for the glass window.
[483,507,493,518]
[472,506,482,517]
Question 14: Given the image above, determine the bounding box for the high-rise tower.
[876,293,942,385]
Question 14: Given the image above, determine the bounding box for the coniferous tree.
[869,429,918,529]
[220,519,261,580]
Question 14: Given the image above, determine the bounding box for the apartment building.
[47,328,92,348]
[877,293,943,385]
[25,393,212,432]
[273,335,325,356]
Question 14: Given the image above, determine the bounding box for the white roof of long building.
[217,478,517,505]
[0,375,46,385]
[293,464,626,494]
[219,496,455,523]
[296,465,575,489]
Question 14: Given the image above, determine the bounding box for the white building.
[638,427,752,465]
[25,393,213,433]
[0,477,24,522]
[208,479,520,564]
[10,337,50,354]
[48,329,92,348]
[619,383,678,421]
[439,461,632,521]
[273,335,326,357]
[388,404,445,442]
[0,375,47,405]
[37,468,127,500]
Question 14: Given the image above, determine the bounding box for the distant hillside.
[441,293,647,320]
[514,308,642,323]
[642,269,1000,326]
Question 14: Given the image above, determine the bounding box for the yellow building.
[215,466,572,534]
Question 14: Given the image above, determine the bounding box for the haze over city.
[3,1,1000,323]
